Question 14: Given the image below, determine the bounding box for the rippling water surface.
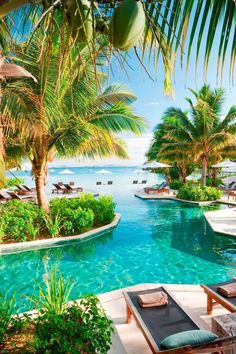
[1,167,236,312]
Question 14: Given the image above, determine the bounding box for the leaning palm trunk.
[33,160,49,212]
[201,156,208,186]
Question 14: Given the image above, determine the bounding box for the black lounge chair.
[141,180,147,184]
[7,191,36,202]
[107,181,113,185]
[133,180,138,184]
[52,183,66,194]
[96,181,102,185]
[201,278,236,315]
[63,183,83,193]
[124,287,236,353]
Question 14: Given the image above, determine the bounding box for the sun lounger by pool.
[144,182,169,195]
[201,279,236,315]
[107,181,113,185]
[141,180,147,184]
[133,180,138,184]
[63,183,83,193]
[96,181,102,185]
[0,191,12,202]
[52,183,66,194]
[22,185,36,193]
[7,191,36,202]
[124,286,236,353]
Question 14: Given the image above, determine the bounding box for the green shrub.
[50,193,116,232]
[203,186,223,201]
[78,193,116,226]
[30,268,113,354]
[0,293,24,344]
[169,180,184,190]
[177,183,222,201]
[0,200,45,242]
[33,297,113,354]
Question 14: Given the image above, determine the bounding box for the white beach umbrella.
[142,161,172,185]
[142,161,172,169]
[212,160,236,186]
[59,169,75,174]
[96,169,112,184]
[96,169,112,174]
[133,169,145,174]
[212,160,236,169]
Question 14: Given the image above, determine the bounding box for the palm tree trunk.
[201,156,208,186]
[33,161,49,212]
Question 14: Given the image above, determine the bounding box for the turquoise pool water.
[1,192,236,313]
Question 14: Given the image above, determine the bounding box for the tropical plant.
[0,200,45,241]
[0,292,24,344]
[146,116,195,183]
[1,1,236,94]
[30,267,75,316]
[44,213,62,238]
[3,30,146,211]
[177,183,223,202]
[148,85,236,186]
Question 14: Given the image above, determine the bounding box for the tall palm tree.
[155,85,236,186]
[146,116,194,182]
[1,1,236,95]
[3,33,146,211]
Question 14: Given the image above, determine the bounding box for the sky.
[52,15,236,168]
[55,49,236,168]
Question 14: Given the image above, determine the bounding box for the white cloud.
[50,134,153,167]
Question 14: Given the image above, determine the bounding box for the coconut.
[109,0,145,51]
[66,0,93,42]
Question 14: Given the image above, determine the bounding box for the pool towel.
[217,283,236,298]
[138,291,168,308]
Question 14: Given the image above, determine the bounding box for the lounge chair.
[0,191,12,202]
[133,180,138,184]
[201,278,236,315]
[144,182,169,195]
[7,191,36,202]
[22,185,36,193]
[69,181,75,186]
[107,181,113,185]
[52,183,66,194]
[96,181,102,185]
[63,183,83,193]
[124,287,236,353]
[141,180,147,184]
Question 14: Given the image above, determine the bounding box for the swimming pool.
[1,193,236,313]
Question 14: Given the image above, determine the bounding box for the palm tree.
[154,85,236,186]
[1,1,236,95]
[146,116,195,183]
[3,33,146,211]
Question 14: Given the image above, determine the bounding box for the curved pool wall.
[1,186,236,313]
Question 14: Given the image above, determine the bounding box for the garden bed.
[0,213,120,255]
[0,193,119,254]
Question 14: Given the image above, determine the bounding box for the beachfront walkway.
[98,283,229,354]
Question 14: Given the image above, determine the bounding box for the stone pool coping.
[0,213,121,255]
[135,192,216,206]
[204,208,236,237]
